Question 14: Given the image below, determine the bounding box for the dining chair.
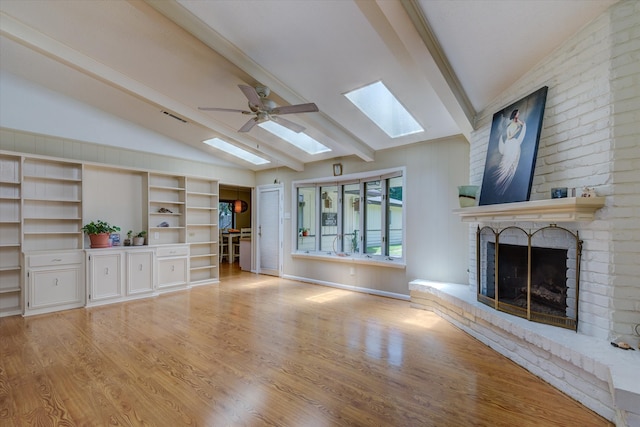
[219,230,229,263]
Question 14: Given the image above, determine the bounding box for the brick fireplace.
[428,2,640,425]
[409,198,640,424]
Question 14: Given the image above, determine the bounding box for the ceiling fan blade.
[272,116,306,133]
[239,117,258,133]
[238,85,264,109]
[198,107,252,114]
[272,103,319,115]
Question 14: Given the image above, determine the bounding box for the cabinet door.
[29,266,82,310]
[158,257,187,289]
[89,253,122,301]
[127,251,154,295]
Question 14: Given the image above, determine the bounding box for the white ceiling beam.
[145,0,376,163]
[364,0,475,141]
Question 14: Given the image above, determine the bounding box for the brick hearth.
[409,279,640,427]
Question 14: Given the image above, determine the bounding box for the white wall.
[256,135,470,297]
[468,0,640,342]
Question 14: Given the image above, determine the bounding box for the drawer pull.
[55,278,59,286]
[139,264,143,271]
[52,258,62,262]
[105,267,109,275]
[171,265,175,272]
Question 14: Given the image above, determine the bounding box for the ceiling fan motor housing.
[255,85,270,98]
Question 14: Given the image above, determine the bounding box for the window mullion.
[381,179,388,256]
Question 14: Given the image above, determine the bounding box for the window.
[203,138,270,165]
[219,201,235,230]
[297,186,316,251]
[295,169,404,261]
[344,81,423,138]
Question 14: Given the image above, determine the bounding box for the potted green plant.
[124,230,133,246]
[132,230,147,246]
[82,220,120,248]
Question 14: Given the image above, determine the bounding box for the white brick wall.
[468,0,640,344]
[609,0,640,345]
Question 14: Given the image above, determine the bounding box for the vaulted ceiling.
[0,0,616,171]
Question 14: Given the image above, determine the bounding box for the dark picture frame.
[479,86,548,205]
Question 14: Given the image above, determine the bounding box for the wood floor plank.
[0,264,611,426]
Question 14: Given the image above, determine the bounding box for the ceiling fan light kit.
[199,84,318,133]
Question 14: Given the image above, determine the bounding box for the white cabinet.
[156,244,189,292]
[87,250,123,304]
[0,151,225,317]
[86,248,155,306]
[24,250,85,316]
[127,250,155,295]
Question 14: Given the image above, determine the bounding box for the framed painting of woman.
[479,86,548,205]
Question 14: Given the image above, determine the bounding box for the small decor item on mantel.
[458,185,480,208]
[132,231,147,246]
[551,187,568,199]
[82,220,121,248]
[581,186,596,197]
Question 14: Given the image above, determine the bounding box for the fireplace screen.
[476,225,582,330]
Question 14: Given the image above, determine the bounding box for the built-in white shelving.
[148,173,186,245]
[0,150,224,317]
[186,178,219,285]
[0,154,22,316]
[21,158,83,251]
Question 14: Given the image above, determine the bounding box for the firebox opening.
[488,243,568,317]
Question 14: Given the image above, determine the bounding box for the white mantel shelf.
[453,197,605,223]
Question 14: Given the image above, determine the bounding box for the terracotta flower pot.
[89,233,110,248]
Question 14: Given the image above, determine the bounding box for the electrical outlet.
[154,232,159,240]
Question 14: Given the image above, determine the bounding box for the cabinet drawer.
[156,245,189,258]
[28,251,83,267]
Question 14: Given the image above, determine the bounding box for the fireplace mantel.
[453,197,605,223]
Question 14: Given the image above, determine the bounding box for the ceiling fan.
[199,84,319,133]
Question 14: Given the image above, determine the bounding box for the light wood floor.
[1,263,611,426]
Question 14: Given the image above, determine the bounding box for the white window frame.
[292,167,405,267]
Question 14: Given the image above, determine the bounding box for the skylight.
[344,81,424,138]
[259,121,331,155]
[203,138,270,165]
